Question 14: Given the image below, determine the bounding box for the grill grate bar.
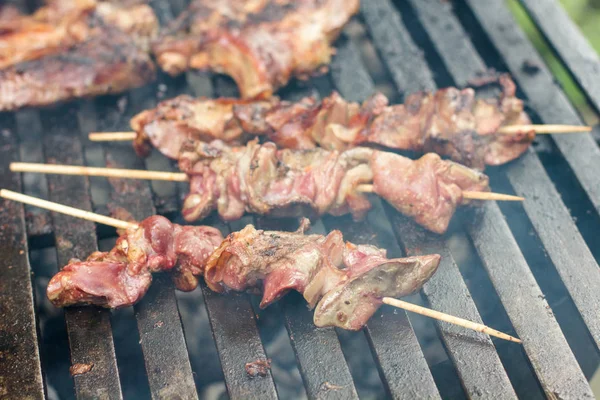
[323,211,443,399]
[251,84,362,398]
[465,205,594,398]
[0,113,45,400]
[14,110,52,238]
[394,215,517,398]
[361,0,595,396]
[280,296,359,400]
[39,106,123,399]
[267,219,360,400]
[452,0,600,353]
[182,73,279,400]
[408,0,600,354]
[329,39,443,398]
[464,0,600,216]
[331,34,516,398]
[202,216,279,400]
[359,1,436,96]
[518,0,600,114]
[92,88,198,399]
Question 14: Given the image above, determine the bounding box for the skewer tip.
[462,191,524,202]
[498,124,593,135]
[382,297,522,344]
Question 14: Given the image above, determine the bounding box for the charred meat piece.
[0,0,158,111]
[179,140,374,223]
[178,140,490,234]
[371,152,489,234]
[129,76,533,169]
[47,216,440,330]
[47,216,223,307]
[206,220,440,329]
[152,0,359,98]
[130,95,278,158]
[245,359,271,378]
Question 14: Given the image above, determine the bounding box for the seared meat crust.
[47,215,440,330]
[178,140,490,234]
[0,0,158,111]
[130,76,533,169]
[152,0,359,98]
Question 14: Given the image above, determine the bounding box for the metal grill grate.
[1,0,600,398]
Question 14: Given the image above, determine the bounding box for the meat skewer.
[10,140,520,234]
[0,0,158,111]
[0,188,521,342]
[87,76,591,169]
[152,0,360,98]
[9,161,524,203]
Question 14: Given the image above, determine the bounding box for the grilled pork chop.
[153,0,360,98]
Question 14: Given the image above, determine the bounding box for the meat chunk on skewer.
[152,0,360,98]
[47,216,440,330]
[371,152,489,234]
[179,140,374,223]
[0,0,158,111]
[178,140,489,234]
[47,216,223,307]
[129,76,533,169]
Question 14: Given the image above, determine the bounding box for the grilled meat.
[47,215,440,330]
[152,0,360,98]
[130,76,533,169]
[47,216,223,307]
[0,0,158,111]
[178,140,489,234]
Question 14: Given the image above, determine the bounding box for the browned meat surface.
[371,152,489,234]
[47,216,440,330]
[178,139,374,223]
[178,140,490,234]
[364,74,533,169]
[69,363,94,376]
[130,76,533,168]
[152,0,359,98]
[130,95,277,158]
[47,216,223,307]
[245,359,271,378]
[0,0,158,111]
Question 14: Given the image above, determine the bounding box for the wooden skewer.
[497,124,592,134]
[11,163,523,201]
[461,191,524,202]
[87,124,592,142]
[89,131,137,141]
[355,184,524,202]
[12,162,524,201]
[382,297,522,343]
[10,162,189,182]
[0,189,138,230]
[0,188,522,343]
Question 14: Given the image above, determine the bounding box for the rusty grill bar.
[1,0,599,398]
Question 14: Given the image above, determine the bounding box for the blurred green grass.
[507,0,600,124]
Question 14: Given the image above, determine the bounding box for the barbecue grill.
[1,0,600,398]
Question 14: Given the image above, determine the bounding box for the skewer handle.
[355,184,524,202]
[10,162,188,182]
[382,297,522,343]
[0,189,137,230]
[89,132,137,141]
[498,124,592,134]
[462,191,524,202]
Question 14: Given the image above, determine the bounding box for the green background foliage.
[507,0,600,124]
